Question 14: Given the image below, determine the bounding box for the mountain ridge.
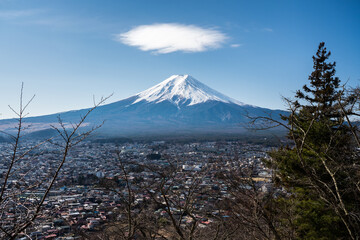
[132,74,247,107]
[0,75,286,137]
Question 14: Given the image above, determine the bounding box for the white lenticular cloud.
[115,23,227,54]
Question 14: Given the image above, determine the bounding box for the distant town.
[0,139,274,239]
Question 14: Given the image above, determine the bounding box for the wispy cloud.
[262,28,273,32]
[0,9,106,33]
[230,44,242,48]
[0,9,44,19]
[115,23,228,54]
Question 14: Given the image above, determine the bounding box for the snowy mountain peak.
[132,74,245,106]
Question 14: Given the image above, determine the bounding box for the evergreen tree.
[296,42,340,118]
[266,42,360,239]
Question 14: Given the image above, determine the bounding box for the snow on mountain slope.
[132,75,246,107]
[0,74,287,136]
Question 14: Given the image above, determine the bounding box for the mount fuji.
[0,75,285,137]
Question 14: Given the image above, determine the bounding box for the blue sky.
[0,0,359,118]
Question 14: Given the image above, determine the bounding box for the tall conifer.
[267,42,360,239]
